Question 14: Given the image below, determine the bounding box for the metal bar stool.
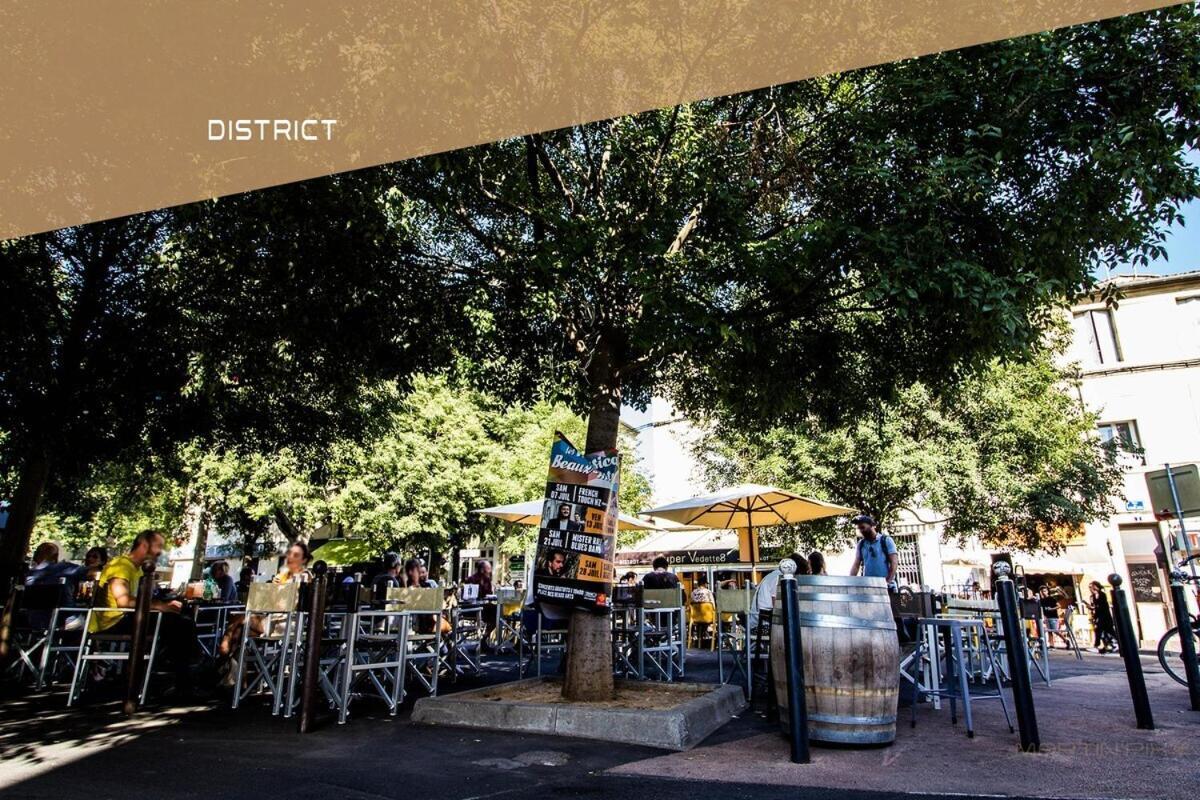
[910,616,1013,738]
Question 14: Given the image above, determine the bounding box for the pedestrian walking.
[1085,580,1117,653]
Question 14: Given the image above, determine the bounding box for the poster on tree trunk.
[532,433,619,612]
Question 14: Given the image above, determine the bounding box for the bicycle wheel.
[1157,625,1200,686]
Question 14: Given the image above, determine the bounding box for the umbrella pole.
[746,509,757,583]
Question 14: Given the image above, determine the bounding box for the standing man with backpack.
[848,514,899,591]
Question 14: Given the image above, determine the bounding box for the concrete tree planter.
[412,677,747,751]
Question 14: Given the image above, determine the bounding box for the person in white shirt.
[750,552,807,628]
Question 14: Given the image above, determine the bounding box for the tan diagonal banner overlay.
[0,0,1182,239]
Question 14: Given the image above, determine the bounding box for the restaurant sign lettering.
[616,549,740,567]
[533,433,619,612]
[616,547,786,567]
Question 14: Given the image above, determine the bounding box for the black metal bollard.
[123,560,157,716]
[994,567,1040,752]
[1168,580,1200,711]
[298,563,329,733]
[1108,574,1154,730]
[778,559,810,764]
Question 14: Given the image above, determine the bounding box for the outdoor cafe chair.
[5,581,88,690]
[231,581,302,716]
[519,608,568,678]
[639,587,686,681]
[324,607,410,724]
[448,603,484,677]
[280,589,379,718]
[687,601,716,650]
[490,587,525,654]
[611,597,641,678]
[1059,604,1084,660]
[980,598,1053,687]
[67,590,163,707]
[384,586,443,696]
[192,603,243,659]
[35,602,91,691]
[715,585,753,696]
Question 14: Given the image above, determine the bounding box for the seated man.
[93,530,199,697]
[640,556,680,590]
[234,566,256,601]
[372,552,404,597]
[210,561,238,604]
[25,541,84,607]
[463,559,496,647]
[463,559,494,598]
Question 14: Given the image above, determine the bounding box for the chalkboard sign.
[1126,561,1163,603]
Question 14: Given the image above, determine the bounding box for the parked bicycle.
[1156,553,1200,686]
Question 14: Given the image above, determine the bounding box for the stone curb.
[411,677,748,751]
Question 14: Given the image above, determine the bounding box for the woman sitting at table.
[404,557,450,635]
[273,542,313,584]
[218,542,312,661]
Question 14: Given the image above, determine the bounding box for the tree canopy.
[694,346,1125,555]
[23,376,652,566]
[386,6,1198,699]
[0,172,463,573]
[393,7,1200,437]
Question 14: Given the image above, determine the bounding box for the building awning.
[1015,555,1087,576]
[309,538,379,566]
[616,527,783,567]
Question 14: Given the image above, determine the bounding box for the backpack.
[857,534,895,562]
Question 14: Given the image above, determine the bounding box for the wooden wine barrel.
[770,575,899,745]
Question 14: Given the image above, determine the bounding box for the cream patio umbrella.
[641,483,856,576]
[473,499,658,531]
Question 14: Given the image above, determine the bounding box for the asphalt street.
[0,649,1181,800]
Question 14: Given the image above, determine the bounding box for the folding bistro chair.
[491,587,525,653]
[6,582,80,687]
[193,603,243,659]
[231,582,302,715]
[448,604,484,676]
[716,586,752,696]
[67,596,163,707]
[519,608,569,678]
[985,598,1050,686]
[385,586,443,696]
[639,588,685,681]
[611,590,642,678]
[1060,604,1084,660]
[688,602,716,650]
[329,606,409,723]
[36,598,90,690]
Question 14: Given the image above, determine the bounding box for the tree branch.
[526,134,577,215]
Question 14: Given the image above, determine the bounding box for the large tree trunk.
[0,446,50,587]
[188,503,212,582]
[562,340,622,701]
[0,446,50,664]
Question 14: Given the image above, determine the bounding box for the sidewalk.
[610,654,1200,800]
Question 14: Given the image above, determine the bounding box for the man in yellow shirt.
[94,530,197,697]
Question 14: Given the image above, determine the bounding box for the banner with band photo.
[533,433,619,612]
